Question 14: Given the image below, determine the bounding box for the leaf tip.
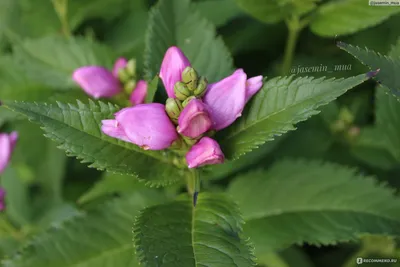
[366,68,380,78]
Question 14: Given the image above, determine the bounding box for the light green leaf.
[78,172,142,204]
[310,0,400,37]
[133,193,255,267]
[2,190,165,267]
[197,0,243,26]
[337,41,400,99]
[145,0,234,84]
[11,36,116,89]
[3,100,187,186]
[229,160,400,253]
[234,0,318,24]
[217,73,371,160]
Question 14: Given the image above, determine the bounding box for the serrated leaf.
[228,160,400,253]
[133,193,255,267]
[234,0,318,24]
[11,36,116,89]
[337,41,400,99]
[217,73,371,160]
[78,172,142,204]
[310,0,400,37]
[144,0,234,84]
[2,191,165,267]
[145,75,159,103]
[2,100,187,186]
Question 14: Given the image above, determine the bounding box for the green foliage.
[2,100,187,186]
[310,0,400,37]
[229,160,400,253]
[337,42,400,99]
[217,73,371,160]
[197,0,242,26]
[78,172,142,204]
[144,0,234,84]
[10,36,115,89]
[234,0,318,24]
[133,193,255,267]
[2,190,165,267]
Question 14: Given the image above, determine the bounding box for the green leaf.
[310,0,400,37]
[389,37,400,58]
[337,41,400,99]
[2,190,165,267]
[217,73,371,160]
[78,172,142,204]
[144,0,234,84]
[133,193,255,267]
[11,36,116,89]
[3,100,187,186]
[234,0,318,24]
[197,0,243,26]
[228,160,400,253]
[145,75,159,103]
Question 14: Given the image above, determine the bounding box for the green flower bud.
[194,76,208,97]
[182,67,199,91]
[126,59,137,77]
[338,107,354,125]
[165,98,183,121]
[181,134,200,146]
[124,79,137,95]
[117,68,131,84]
[182,96,196,107]
[174,82,191,101]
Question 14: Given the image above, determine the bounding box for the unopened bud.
[165,98,183,122]
[194,76,208,97]
[181,134,200,146]
[126,59,137,77]
[174,82,191,101]
[182,67,199,91]
[124,79,137,95]
[117,68,131,84]
[339,107,354,125]
[182,96,196,107]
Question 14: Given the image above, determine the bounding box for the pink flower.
[178,99,212,138]
[72,66,121,99]
[159,46,191,98]
[112,57,128,78]
[0,188,5,211]
[186,137,224,168]
[130,80,148,106]
[0,132,18,174]
[204,69,263,130]
[101,104,178,150]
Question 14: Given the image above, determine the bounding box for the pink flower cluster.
[72,58,148,106]
[100,47,263,168]
[0,132,18,211]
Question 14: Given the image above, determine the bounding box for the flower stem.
[281,16,310,76]
[51,0,71,38]
[187,169,200,207]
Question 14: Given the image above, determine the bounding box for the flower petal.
[114,103,178,150]
[159,47,191,98]
[72,66,121,99]
[130,80,148,106]
[203,69,247,130]
[245,75,263,102]
[186,137,224,168]
[101,119,131,143]
[112,57,128,78]
[0,132,18,175]
[178,99,212,138]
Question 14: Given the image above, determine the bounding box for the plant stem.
[187,169,200,206]
[281,16,311,76]
[52,0,71,38]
